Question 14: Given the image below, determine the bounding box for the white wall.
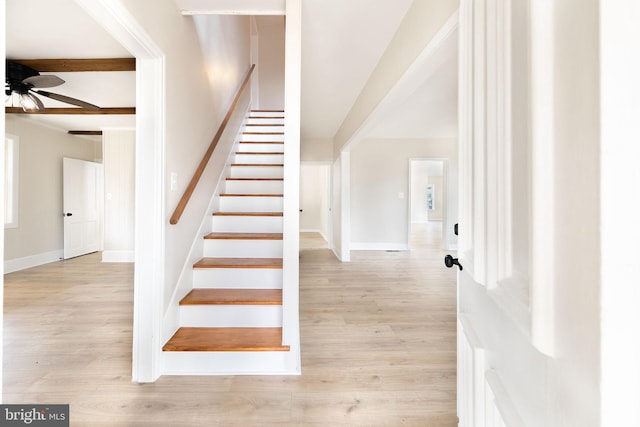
[301,137,332,162]
[4,117,101,269]
[548,0,600,423]
[350,139,457,250]
[116,6,252,312]
[102,129,135,263]
[256,16,285,110]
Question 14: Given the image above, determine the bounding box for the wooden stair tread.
[220,193,283,197]
[243,132,284,135]
[251,109,285,112]
[249,116,284,119]
[246,123,284,126]
[194,257,282,269]
[212,212,283,217]
[204,232,282,240]
[180,289,282,305]
[163,327,290,352]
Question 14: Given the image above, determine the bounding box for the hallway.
[3,223,456,425]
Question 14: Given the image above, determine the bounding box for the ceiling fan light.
[19,92,41,112]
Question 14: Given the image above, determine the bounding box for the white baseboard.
[4,250,64,274]
[102,250,135,263]
[350,242,409,251]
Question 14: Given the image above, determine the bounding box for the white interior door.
[63,157,102,259]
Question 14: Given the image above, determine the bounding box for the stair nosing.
[163,327,290,352]
[180,289,283,306]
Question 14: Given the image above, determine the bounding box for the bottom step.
[163,327,290,352]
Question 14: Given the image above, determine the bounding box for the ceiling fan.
[5,60,100,111]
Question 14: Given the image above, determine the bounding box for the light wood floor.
[3,222,457,426]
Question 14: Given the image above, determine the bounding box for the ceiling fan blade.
[22,75,65,88]
[31,93,46,110]
[33,90,100,110]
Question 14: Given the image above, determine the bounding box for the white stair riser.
[244,125,285,133]
[212,216,283,233]
[240,133,284,142]
[203,240,283,258]
[220,196,283,212]
[235,154,284,164]
[180,305,282,328]
[246,118,284,125]
[225,180,283,194]
[238,142,284,153]
[193,268,283,288]
[229,166,283,179]
[250,111,284,118]
[163,351,297,376]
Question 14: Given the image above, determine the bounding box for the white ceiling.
[5,0,457,142]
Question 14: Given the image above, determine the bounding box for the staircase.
[163,110,295,375]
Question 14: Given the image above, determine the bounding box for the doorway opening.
[300,162,331,251]
[409,159,446,250]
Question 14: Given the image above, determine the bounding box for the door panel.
[456,0,536,425]
[63,157,102,259]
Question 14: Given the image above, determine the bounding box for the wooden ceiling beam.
[5,107,135,115]
[68,131,103,136]
[8,58,135,72]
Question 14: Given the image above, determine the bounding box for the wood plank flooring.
[3,223,457,426]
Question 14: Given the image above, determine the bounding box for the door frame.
[75,0,166,383]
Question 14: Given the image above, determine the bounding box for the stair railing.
[169,64,255,225]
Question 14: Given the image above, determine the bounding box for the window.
[4,133,19,228]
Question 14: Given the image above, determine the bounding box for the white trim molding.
[101,250,135,263]
[529,0,556,358]
[350,243,409,251]
[282,0,302,374]
[75,0,166,383]
[4,250,64,274]
[175,0,285,15]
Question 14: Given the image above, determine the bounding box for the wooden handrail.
[170,64,255,225]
